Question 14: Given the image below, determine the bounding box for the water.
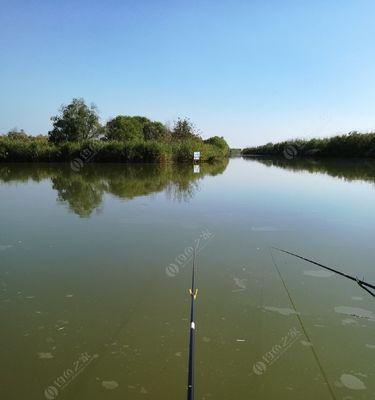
[0,158,374,400]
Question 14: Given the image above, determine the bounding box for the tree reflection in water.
[244,157,375,185]
[0,161,228,217]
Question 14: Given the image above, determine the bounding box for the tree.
[204,136,229,149]
[105,116,170,142]
[143,121,170,141]
[172,118,200,140]
[48,98,102,144]
[105,116,145,141]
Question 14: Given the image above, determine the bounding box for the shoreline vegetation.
[0,98,229,163]
[242,132,375,159]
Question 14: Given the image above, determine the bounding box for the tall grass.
[0,136,229,163]
[242,132,375,158]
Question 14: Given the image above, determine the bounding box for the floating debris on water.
[65,294,74,298]
[38,352,54,359]
[236,339,245,342]
[340,374,366,390]
[365,344,375,349]
[303,270,334,278]
[334,306,375,321]
[202,337,211,343]
[300,340,313,347]
[233,277,247,292]
[102,380,119,390]
[264,306,299,316]
[342,318,357,326]
[351,296,363,301]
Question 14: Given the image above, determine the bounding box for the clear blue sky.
[1,0,375,147]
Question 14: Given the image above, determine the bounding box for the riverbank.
[242,132,375,158]
[0,137,229,163]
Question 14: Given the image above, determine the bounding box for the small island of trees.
[0,98,229,163]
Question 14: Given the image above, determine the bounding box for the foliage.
[6,128,29,141]
[242,132,375,158]
[0,137,229,163]
[204,136,230,151]
[105,115,145,141]
[48,98,102,144]
[2,98,229,163]
[172,118,200,140]
[105,116,171,142]
[143,121,170,141]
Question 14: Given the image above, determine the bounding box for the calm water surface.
[1,158,374,399]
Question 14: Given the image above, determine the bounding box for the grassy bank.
[0,136,229,163]
[242,132,375,158]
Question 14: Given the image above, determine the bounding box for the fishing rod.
[187,247,198,400]
[271,247,375,297]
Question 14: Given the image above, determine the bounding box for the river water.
[0,158,374,399]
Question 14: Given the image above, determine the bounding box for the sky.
[1,0,375,147]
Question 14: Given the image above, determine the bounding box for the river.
[0,157,374,399]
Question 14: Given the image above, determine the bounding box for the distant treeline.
[242,132,375,158]
[0,98,229,163]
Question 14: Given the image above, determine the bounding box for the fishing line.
[269,249,337,400]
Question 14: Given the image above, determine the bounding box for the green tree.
[105,115,146,141]
[143,121,170,141]
[172,118,200,140]
[48,98,102,144]
[204,136,229,149]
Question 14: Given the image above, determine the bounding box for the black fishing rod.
[272,247,375,297]
[187,247,198,400]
